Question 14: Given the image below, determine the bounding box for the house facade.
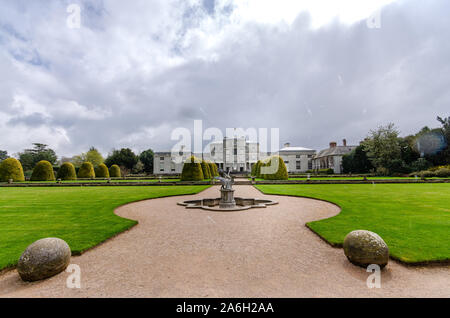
[153,138,316,175]
[312,139,356,174]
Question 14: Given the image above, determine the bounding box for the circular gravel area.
[0,185,448,297]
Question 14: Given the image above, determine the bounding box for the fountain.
[178,170,277,211]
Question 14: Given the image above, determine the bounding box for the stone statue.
[215,169,234,190]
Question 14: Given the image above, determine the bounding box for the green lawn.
[256,184,450,264]
[0,185,208,270]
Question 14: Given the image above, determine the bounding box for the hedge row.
[0,159,123,182]
[251,156,288,180]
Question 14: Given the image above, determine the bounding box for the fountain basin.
[177,197,278,212]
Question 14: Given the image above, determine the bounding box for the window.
[296,161,301,170]
[308,155,313,158]
[160,157,164,161]
[234,148,237,155]
[284,161,289,164]
[296,155,301,159]
[308,161,313,170]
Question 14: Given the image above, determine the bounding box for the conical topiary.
[0,158,25,182]
[78,162,95,178]
[109,164,121,177]
[201,160,211,179]
[57,162,77,180]
[263,155,288,180]
[181,156,204,181]
[255,160,262,178]
[208,162,218,177]
[95,163,110,178]
[31,160,56,181]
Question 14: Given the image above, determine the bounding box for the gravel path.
[0,185,448,297]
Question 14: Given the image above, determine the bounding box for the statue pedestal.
[219,188,236,209]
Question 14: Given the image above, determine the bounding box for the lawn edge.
[254,184,450,267]
[0,185,211,273]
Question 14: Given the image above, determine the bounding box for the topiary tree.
[95,163,110,178]
[251,162,257,176]
[109,164,121,177]
[263,155,289,180]
[78,162,95,178]
[201,160,211,179]
[181,156,204,181]
[208,162,218,177]
[255,160,262,178]
[0,158,25,182]
[57,162,77,180]
[30,160,55,181]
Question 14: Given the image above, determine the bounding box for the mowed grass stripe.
[0,186,209,270]
[255,184,450,264]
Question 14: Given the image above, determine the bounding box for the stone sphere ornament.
[17,238,71,282]
[343,230,389,268]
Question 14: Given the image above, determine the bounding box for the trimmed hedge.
[255,160,262,178]
[109,164,121,177]
[201,160,211,180]
[57,162,77,180]
[181,156,204,181]
[78,162,95,178]
[0,158,25,182]
[95,163,110,178]
[263,155,288,180]
[30,160,56,181]
[210,162,219,177]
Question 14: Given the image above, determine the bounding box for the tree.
[30,160,56,181]
[362,123,402,174]
[71,147,104,168]
[181,156,204,181]
[78,162,95,178]
[263,155,288,180]
[0,150,8,162]
[342,145,373,173]
[104,148,139,170]
[0,158,25,182]
[18,143,57,170]
[139,149,154,174]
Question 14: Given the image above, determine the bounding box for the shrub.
[78,162,95,178]
[30,160,55,181]
[251,163,257,176]
[418,170,436,178]
[95,163,110,178]
[263,155,289,180]
[109,164,121,177]
[0,158,25,182]
[181,156,204,181]
[200,160,210,179]
[57,162,77,180]
[318,168,334,175]
[255,160,262,178]
[435,168,450,178]
[208,162,218,177]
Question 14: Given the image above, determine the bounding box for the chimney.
[329,142,337,148]
[284,142,291,148]
[343,139,347,147]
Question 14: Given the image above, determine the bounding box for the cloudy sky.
[1,0,449,157]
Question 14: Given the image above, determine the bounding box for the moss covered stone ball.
[57,162,77,181]
[95,163,110,178]
[78,162,95,178]
[109,164,121,177]
[343,230,389,268]
[0,158,25,182]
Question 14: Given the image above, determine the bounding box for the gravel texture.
[0,185,449,297]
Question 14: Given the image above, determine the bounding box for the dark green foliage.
[57,162,77,180]
[30,160,55,181]
[109,164,121,177]
[95,163,110,178]
[410,158,431,172]
[435,168,450,177]
[318,168,334,175]
[78,162,95,178]
[18,143,57,171]
[105,148,139,170]
[201,160,211,179]
[255,160,262,178]
[181,156,204,181]
[0,150,8,162]
[139,149,154,174]
[342,145,373,174]
[208,162,218,177]
[0,158,25,182]
[263,156,288,180]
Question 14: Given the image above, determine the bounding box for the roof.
[313,146,356,159]
[279,146,315,152]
